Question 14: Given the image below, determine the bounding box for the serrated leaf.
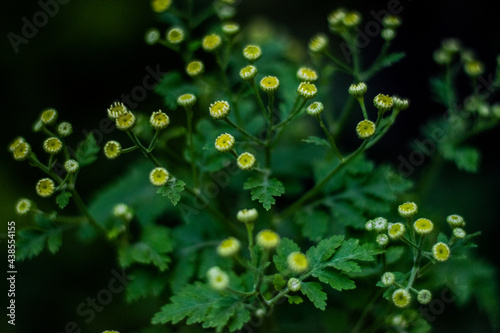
[273,274,286,291]
[330,239,379,264]
[157,178,186,206]
[47,229,62,254]
[287,295,304,304]
[300,281,327,310]
[16,229,47,260]
[243,176,285,210]
[306,235,344,268]
[126,268,168,302]
[295,209,329,241]
[450,146,480,173]
[302,136,330,148]
[273,238,301,272]
[313,268,355,291]
[56,191,72,209]
[75,133,100,166]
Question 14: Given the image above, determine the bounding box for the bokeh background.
[2,0,500,332]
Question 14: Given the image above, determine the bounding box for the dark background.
[2,0,500,332]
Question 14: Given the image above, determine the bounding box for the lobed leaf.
[300,281,327,310]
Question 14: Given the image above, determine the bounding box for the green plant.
[8,1,500,332]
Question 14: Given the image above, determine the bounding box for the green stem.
[316,115,344,161]
[272,98,308,130]
[324,50,353,74]
[224,118,266,145]
[186,108,199,188]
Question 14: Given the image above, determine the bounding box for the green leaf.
[302,136,330,148]
[295,209,329,241]
[243,176,285,210]
[273,274,287,291]
[313,268,355,291]
[126,268,168,302]
[46,229,62,254]
[56,191,72,209]
[16,229,47,260]
[449,146,480,173]
[273,238,301,272]
[329,238,380,265]
[306,235,344,268]
[157,178,186,206]
[75,133,100,166]
[300,281,327,310]
[287,295,304,304]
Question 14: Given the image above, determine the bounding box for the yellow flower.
[240,65,257,81]
[9,136,26,152]
[177,94,197,108]
[297,82,318,99]
[209,101,231,119]
[306,102,324,116]
[202,34,222,52]
[207,266,229,291]
[373,94,393,112]
[413,218,434,235]
[348,82,367,98]
[104,140,121,159]
[398,202,417,217]
[356,119,376,139]
[107,102,128,120]
[151,0,171,13]
[287,252,308,273]
[236,208,258,223]
[342,11,362,27]
[447,214,465,228]
[149,167,169,186]
[383,15,402,29]
[222,22,240,36]
[243,45,262,62]
[215,133,235,152]
[388,223,405,240]
[12,141,31,161]
[237,152,256,170]
[260,76,280,93]
[392,288,411,308]
[43,137,63,154]
[297,67,318,82]
[116,112,136,131]
[308,33,328,53]
[57,122,73,137]
[186,60,204,77]
[166,27,185,44]
[40,108,58,125]
[464,60,484,77]
[432,242,450,262]
[256,229,280,249]
[16,198,33,215]
[216,237,241,257]
[36,178,56,198]
[150,110,170,130]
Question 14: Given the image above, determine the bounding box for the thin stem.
[272,97,308,130]
[224,118,266,145]
[324,50,353,74]
[186,108,199,188]
[316,115,344,161]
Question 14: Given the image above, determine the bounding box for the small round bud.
[209,100,231,120]
[116,112,136,131]
[202,33,222,52]
[207,266,229,291]
[177,94,197,108]
[237,152,256,170]
[308,33,328,53]
[464,60,484,77]
[149,167,169,186]
[287,252,309,274]
[287,278,301,292]
[348,82,367,98]
[36,178,56,198]
[236,208,258,224]
[381,28,396,41]
[40,108,58,125]
[217,237,241,257]
[441,38,461,54]
[328,8,347,28]
[256,229,280,249]
[166,27,185,44]
[297,82,318,99]
[240,65,258,80]
[372,217,388,232]
[107,102,128,120]
[388,223,406,240]
[151,0,171,13]
[356,120,376,139]
[144,28,160,45]
[43,137,63,154]
[16,198,33,215]
[398,202,417,217]
[57,122,73,137]
[376,234,389,246]
[113,203,133,222]
[383,15,401,28]
[392,288,411,308]
[215,133,235,152]
[432,242,450,262]
[260,76,280,93]
[381,272,395,286]
[413,218,434,235]
[447,214,465,228]
[306,101,324,116]
[150,110,170,130]
[342,11,362,27]
[9,136,26,152]
[186,60,204,77]
[222,22,240,36]
[417,289,432,305]
[433,49,452,65]
[296,67,318,82]
[243,45,262,62]
[365,220,374,231]
[373,94,393,112]
[64,159,79,173]
[12,141,31,161]
[453,228,466,239]
[392,96,410,111]
[104,140,122,159]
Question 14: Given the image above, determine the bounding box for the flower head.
[222,22,240,36]
[464,60,484,77]
[288,278,301,292]
[177,94,197,108]
[297,67,318,82]
[328,8,347,30]
[432,242,450,262]
[107,102,128,120]
[150,110,170,130]
[57,122,73,137]
[209,100,231,119]
[243,45,262,62]
[417,289,432,305]
[202,34,222,52]
[373,94,393,112]
[392,288,411,308]
[356,119,376,139]
[372,217,388,232]
[398,202,418,217]
[388,223,406,240]
[392,96,410,111]
[256,229,280,249]
[217,237,241,257]
[16,198,33,215]
[113,203,133,222]
[342,11,362,27]
[166,27,185,44]
[207,266,230,291]
[144,28,160,45]
[447,214,465,228]
[43,137,63,154]
[413,218,434,235]
[9,136,25,152]
[240,65,257,81]
[12,141,31,161]
[260,76,280,93]
[381,28,396,41]
[40,108,58,125]
[297,82,318,99]
[306,101,324,116]
[365,220,374,231]
[215,133,235,152]
[308,33,328,53]
[36,178,56,198]
[237,152,256,170]
[381,272,395,286]
[151,0,171,13]
[149,167,169,186]
[186,60,204,77]
[376,234,389,246]
[348,82,367,98]
[383,15,402,28]
[64,159,79,173]
[453,228,466,239]
[104,140,121,159]
[116,112,136,131]
[236,208,258,224]
[287,251,308,273]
